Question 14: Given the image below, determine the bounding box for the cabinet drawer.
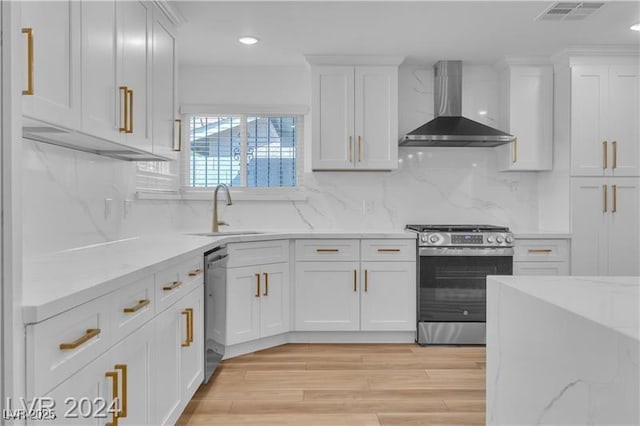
[514,239,569,262]
[156,263,186,313]
[295,239,359,261]
[361,239,416,262]
[112,276,155,339]
[178,256,205,288]
[514,261,570,276]
[26,295,111,397]
[228,240,289,268]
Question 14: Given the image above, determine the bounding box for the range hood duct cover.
[400,60,514,147]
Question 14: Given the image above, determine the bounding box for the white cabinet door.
[571,178,608,275]
[607,178,640,275]
[571,66,609,176]
[21,0,81,129]
[312,66,355,170]
[81,0,120,142]
[259,263,290,338]
[498,65,553,171]
[180,286,204,402]
[152,9,178,159]
[109,321,154,426]
[154,299,182,425]
[118,0,152,152]
[226,265,261,345]
[360,262,415,331]
[295,261,360,331]
[354,66,398,170]
[608,66,639,176]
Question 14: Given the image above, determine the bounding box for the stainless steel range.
[406,225,514,345]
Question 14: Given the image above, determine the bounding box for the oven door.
[418,247,513,323]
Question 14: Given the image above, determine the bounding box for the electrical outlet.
[104,198,113,220]
[123,199,133,219]
[362,200,374,215]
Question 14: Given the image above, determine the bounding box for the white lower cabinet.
[360,262,416,331]
[226,261,290,345]
[513,238,570,276]
[295,261,361,331]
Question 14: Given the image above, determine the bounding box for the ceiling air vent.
[536,2,605,21]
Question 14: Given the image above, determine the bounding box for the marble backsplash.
[22,139,538,256]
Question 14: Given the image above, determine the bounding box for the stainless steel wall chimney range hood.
[400,61,514,147]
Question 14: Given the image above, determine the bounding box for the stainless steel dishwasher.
[204,245,227,383]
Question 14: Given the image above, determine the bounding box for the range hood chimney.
[400,60,514,147]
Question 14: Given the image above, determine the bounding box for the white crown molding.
[493,56,554,71]
[551,45,640,65]
[154,1,187,27]
[304,55,405,66]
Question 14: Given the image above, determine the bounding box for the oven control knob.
[496,236,504,244]
[429,235,439,244]
[486,235,495,243]
[421,234,428,242]
[506,235,514,244]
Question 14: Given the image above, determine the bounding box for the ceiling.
[175,1,640,66]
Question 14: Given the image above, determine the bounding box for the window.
[184,114,301,189]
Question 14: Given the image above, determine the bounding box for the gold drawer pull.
[263,272,269,296]
[612,184,617,213]
[105,370,119,426]
[127,88,134,133]
[353,270,357,292]
[119,86,128,132]
[316,249,339,253]
[528,249,552,253]
[255,273,261,298]
[59,328,101,350]
[603,184,608,213]
[186,308,194,344]
[612,141,617,169]
[181,309,192,347]
[188,268,203,277]
[512,137,518,163]
[163,280,182,291]
[377,248,401,252]
[123,299,150,313]
[603,141,608,169]
[173,119,183,151]
[364,269,368,292]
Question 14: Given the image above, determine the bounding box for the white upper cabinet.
[311,63,399,170]
[152,8,179,159]
[119,1,153,152]
[21,0,81,129]
[497,64,553,171]
[571,63,639,176]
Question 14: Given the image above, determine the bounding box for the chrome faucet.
[211,184,233,233]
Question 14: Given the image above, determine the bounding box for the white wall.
[22,63,542,256]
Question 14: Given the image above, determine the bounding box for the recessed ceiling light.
[631,23,640,31]
[238,36,259,45]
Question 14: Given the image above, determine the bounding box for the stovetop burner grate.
[405,224,510,233]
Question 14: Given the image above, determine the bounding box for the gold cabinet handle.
[173,119,183,151]
[188,268,203,277]
[603,184,608,213]
[612,141,617,170]
[358,135,362,162]
[603,141,608,169]
[123,299,150,313]
[105,371,119,426]
[348,136,353,162]
[127,88,134,133]
[512,137,518,163]
[114,364,128,419]
[119,86,128,132]
[255,273,261,298]
[22,28,34,95]
[528,249,552,253]
[364,269,368,292]
[163,280,182,291]
[316,249,339,253]
[263,272,269,296]
[186,308,194,344]
[59,328,101,350]
[353,269,357,292]
[181,309,191,347]
[377,248,401,252]
[612,184,617,213]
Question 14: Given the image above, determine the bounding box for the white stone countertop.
[22,230,416,324]
[513,231,572,239]
[488,275,640,341]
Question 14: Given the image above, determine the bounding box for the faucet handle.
[217,220,229,226]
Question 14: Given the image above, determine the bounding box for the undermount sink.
[186,231,262,237]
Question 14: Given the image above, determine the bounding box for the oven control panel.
[451,234,483,244]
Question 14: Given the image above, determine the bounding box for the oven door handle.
[419,247,514,257]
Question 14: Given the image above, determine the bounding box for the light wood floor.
[177,344,486,426]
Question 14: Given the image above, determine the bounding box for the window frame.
[179,111,305,200]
